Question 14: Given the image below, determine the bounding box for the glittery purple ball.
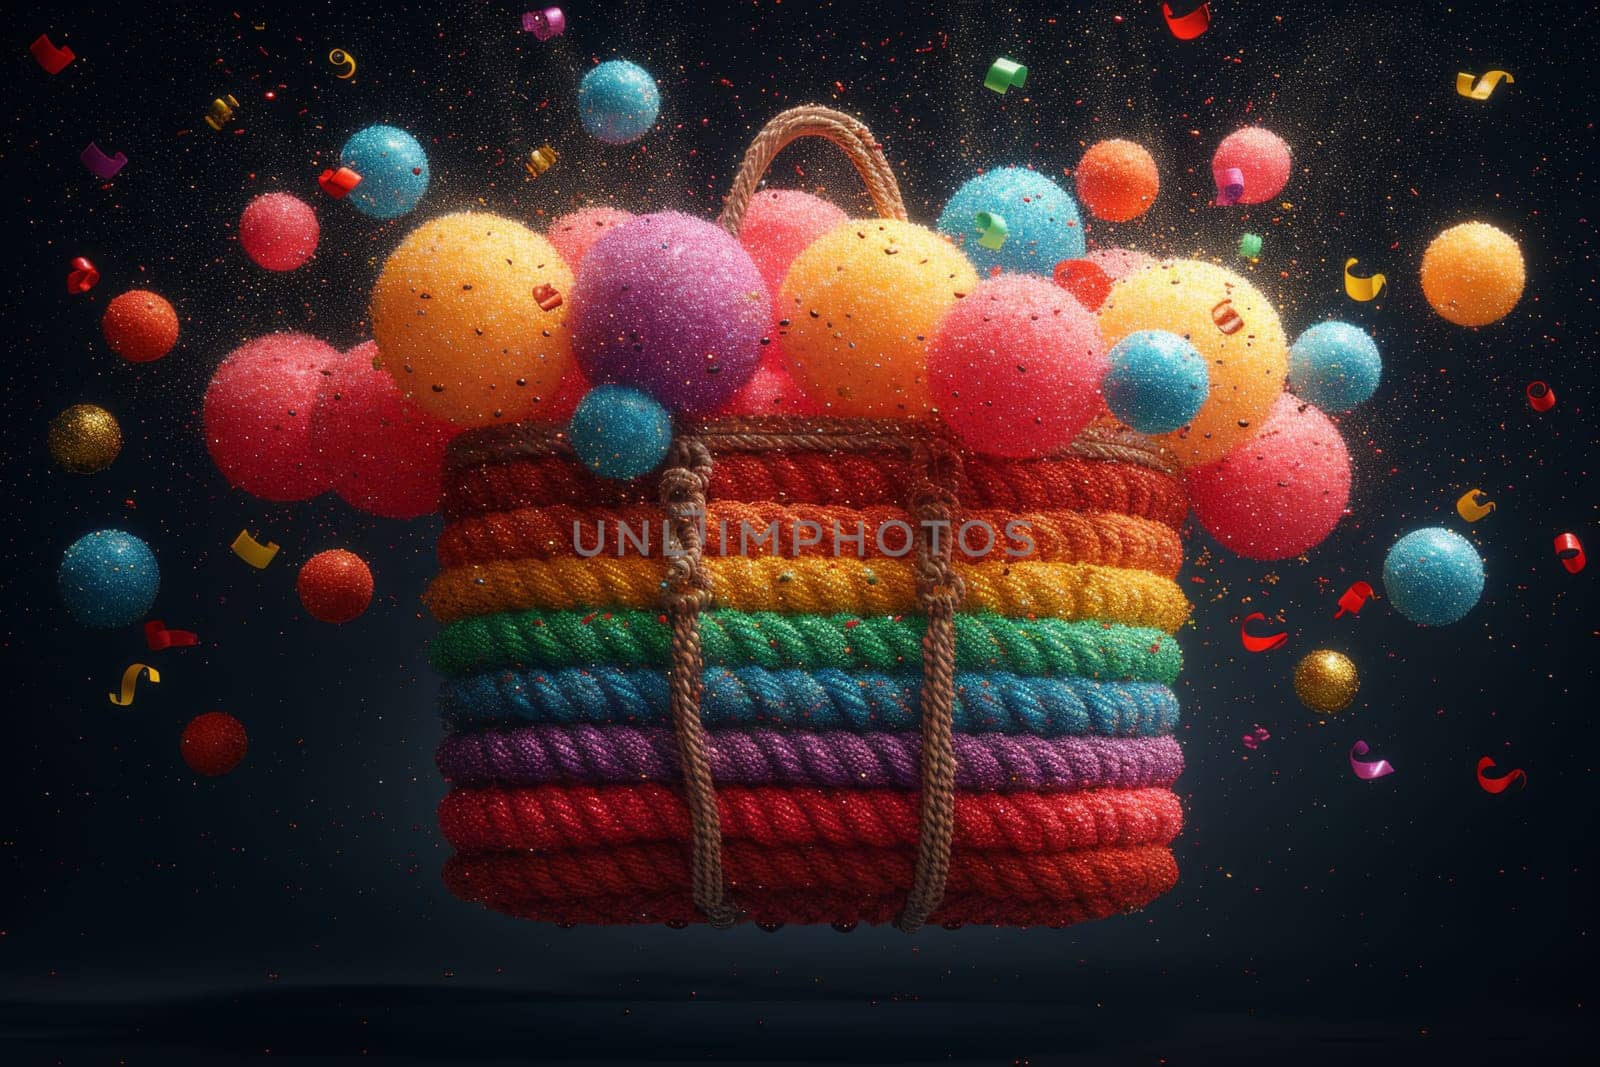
[570,211,767,414]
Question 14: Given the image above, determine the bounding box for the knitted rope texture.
[444,886,1171,928]
[433,410,1189,928]
[437,502,1183,576]
[444,843,1179,913]
[438,783,1185,854]
[429,609,1181,682]
[438,666,1181,737]
[442,450,1188,527]
[435,725,1185,792]
[423,556,1192,631]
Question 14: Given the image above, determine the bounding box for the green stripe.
[431,608,1181,684]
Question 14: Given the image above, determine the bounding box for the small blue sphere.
[936,167,1085,275]
[570,386,673,480]
[1103,330,1210,435]
[341,124,430,219]
[59,529,159,628]
[1288,321,1382,412]
[1383,527,1485,626]
[578,61,661,145]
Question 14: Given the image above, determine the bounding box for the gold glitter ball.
[1293,649,1359,713]
[48,404,122,474]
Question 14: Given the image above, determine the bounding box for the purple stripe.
[436,725,1183,792]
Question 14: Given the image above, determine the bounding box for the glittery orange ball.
[297,549,374,624]
[1293,649,1360,713]
[1074,139,1160,222]
[48,403,122,473]
[102,289,179,363]
[1419,222,1524,327]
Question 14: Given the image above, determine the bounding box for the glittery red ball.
[296,549,374,624]
[181,712,248,776]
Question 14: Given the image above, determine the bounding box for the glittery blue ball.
[1383,527,1484,626]
[58,529,159,629]
[936,167,1085,275]
[341,125,430,219]
[1103,330,1210,435]
[578,61,661,145]
[569,386,673,480]
[1288,321,1382,412]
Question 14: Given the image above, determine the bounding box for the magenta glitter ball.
[548,207,634,271]
[570,211,767,414]
[738,189,847,295]
[928,274,1109,458]
[312,341,461,519]
[1086,247,1156,282]
[204,333,341,500]
[1185,393,1351,560]
[239,193,320,271]
[1211,127,1292,205]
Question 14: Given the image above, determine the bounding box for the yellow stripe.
[423,556,1191,633]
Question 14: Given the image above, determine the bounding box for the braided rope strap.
[656,436,737,928]
[899,435,965,932]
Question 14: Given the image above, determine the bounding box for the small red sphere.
[240,192,320,271]
[102,289,179,362]
[297,549,374,624]
[181,712,248,776]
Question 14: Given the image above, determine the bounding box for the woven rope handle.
[719,105,909,237]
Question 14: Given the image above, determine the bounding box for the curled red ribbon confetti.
[1162,2,1211,40]
[1476,756,1526,794]
[1554,532,1585,574]
[1526,380,1555,412]
[1348,740,1395,780]
[532,283,564,311]
[1333,581,1376,619]
[67,256,100,294]
[1211,298,1244,335]
[145,619,199,651]
[1239,612,1288,653]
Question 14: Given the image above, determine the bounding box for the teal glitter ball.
[1289,321,1382,412]
[569,386,673,480]
[341,124,430,220]
[1383,527,1485,626]
[58,529,159,628]
[578,61,661,145]
[1104,330,1210,435]
[937,167,1085,275]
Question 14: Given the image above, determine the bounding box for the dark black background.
[2,0,1596,1062]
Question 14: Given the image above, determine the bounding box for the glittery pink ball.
[929,274,1109,458]
[1185,393,1351,560]
[1086,247,1156,282]
[1211,127,1292,205]
[738,190,848,295]
[204,333,341,500]
[312,342,461,519]
[239,193,319,271]
[548,207,634,271]
[570,211,767,414]
[718,350,820,416]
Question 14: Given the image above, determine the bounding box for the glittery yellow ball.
[48,404,122,473]
[1293,649,1359,713]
